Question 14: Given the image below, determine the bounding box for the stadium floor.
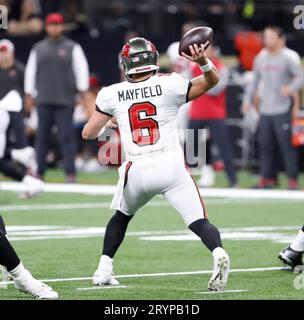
[0,169,304,300]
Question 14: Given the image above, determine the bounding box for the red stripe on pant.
[184,160,208,219]
[123,161,132,188]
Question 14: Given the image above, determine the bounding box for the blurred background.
[1,0,304,192]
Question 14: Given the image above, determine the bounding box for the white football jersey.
[95,73,190,161]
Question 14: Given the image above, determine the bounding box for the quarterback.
[82,37,230,291]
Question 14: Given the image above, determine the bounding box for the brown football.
[178,26,213,56]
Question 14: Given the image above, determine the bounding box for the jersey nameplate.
[118,85,162,102]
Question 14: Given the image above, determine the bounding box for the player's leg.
[0,215,58,299]
[93,161,153,286]
[36,104,54,179]
[93,210,133,286]
[54,105,77,182]
[256,115,277,188]
[273,113,299,189]
[278,225,304,269]
[7,111,28,149]
[163,161,229,291]
[208,120,238,187]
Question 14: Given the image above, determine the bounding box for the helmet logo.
[121,42,131,58]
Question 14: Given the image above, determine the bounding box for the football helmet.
[120,37,159,78]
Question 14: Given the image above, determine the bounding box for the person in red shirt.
[187,44,238,187]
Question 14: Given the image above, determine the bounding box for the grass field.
[0,169,304,300]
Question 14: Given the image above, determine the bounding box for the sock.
[0,230,21,271]
[98,255,113,270]
[212,247,227,258]
[9,262,26,278]
[102,210,133,258]
[0,215,6,234]
[188,218,223,252]
[290,226,304,252]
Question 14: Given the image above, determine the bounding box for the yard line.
[2,181,304,200]
[76,285,129,291]
[195,289,249,294]
[0,266,290,286]
[1,199,304,212]
[0,201,169,212]
[5,225,299,242]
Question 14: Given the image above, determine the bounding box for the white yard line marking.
[0,266,290,286]
[76,285,129,291]
[2,181,304,200]
[1,199,303,213]
[5,225,300,242]
[0,201,169,212]
[195,289,249,294]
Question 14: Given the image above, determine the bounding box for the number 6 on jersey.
[128,102,160,146]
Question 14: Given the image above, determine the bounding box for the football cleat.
[93,270,120,286]
[93,255,119,286]
[278,246,303,270]
[19,175,44,199]
[208,251,230,291]
[14,269,59,300]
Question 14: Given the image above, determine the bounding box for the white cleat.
[20,175,44,199]
[93,255,119,286]
[93,269,120,286]
[208,250,230,292]
[14,270,59,300]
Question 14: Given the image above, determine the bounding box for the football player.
[83,38,230,291]
[278,225,304,270]
[0,215,58,299]
[0,108,43,198]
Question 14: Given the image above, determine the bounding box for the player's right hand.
[181,42,209,66]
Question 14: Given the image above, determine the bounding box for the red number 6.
[128,102,160,146]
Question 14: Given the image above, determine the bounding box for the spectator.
[8,0,43,36]
[256,33,302,186]
[242,26,304,190]
[187,43,238,188]
[24,13,89,182]
[74,74,104,173]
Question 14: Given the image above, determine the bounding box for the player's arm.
[181,43,220,101]
[82,111,117,140]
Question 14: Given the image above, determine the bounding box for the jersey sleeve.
[167,72,191,107]
[95,87,115,117]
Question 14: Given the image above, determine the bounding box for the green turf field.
[0,169,304,300]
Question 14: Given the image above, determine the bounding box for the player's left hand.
[181,41,209,66]
[105,119,118,129]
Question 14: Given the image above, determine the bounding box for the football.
[178,26,214,56]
